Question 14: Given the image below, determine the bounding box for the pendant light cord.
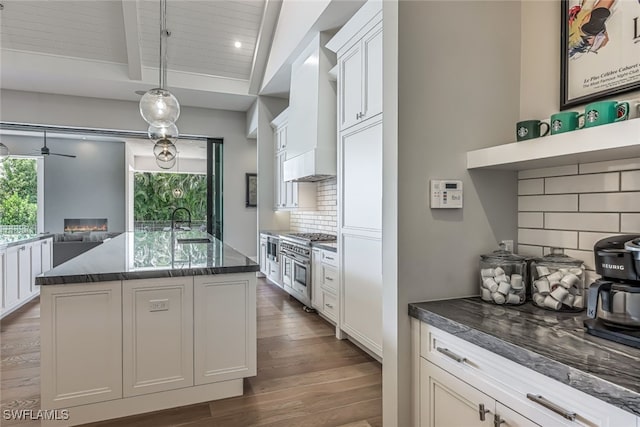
[159,0,168,90]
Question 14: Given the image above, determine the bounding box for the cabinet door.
[496,403,540,427]
[17,244,31,299]
[123,277,193,397]
[311,249,323,310]
[40,281,122,409]
[260,241,268,275]
[194,274,256,385]
[41,238,52,272]
[4,247,19,311]
[31,241,42,294]
[282,256,293,288]
[362,23,383,122]
[421,359,493,427]
[339,42,363,131]
[286,181,298,209]
[268,258,280,283]
[276,151,287,209]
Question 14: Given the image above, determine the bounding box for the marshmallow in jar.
[530,248,585,312]
[479,244,526,305]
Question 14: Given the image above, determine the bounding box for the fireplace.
[64,218,108,233]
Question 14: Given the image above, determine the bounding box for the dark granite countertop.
[409,298,640,416]
[311,241,337,252]
[37,231,259,285]
[0,233,54,250]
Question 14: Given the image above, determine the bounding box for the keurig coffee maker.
[585,235,640,348]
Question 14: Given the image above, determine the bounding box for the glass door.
[207,138,223,240]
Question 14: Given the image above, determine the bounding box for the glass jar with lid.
[479,244,527,305]
[530,248,585,311]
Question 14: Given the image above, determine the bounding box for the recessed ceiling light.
[234,41,242,49]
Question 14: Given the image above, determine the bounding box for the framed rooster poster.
[561,0,640,109]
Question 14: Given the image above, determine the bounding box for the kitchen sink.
[176,237,212,244]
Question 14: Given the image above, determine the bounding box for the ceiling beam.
[248,0,282,95]
[121,0,143,81]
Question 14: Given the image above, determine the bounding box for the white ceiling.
[0,0,269,111]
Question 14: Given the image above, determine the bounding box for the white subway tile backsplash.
[621,170,640,191]
[518,228,578,248]
[518,179,544,195]
[544,213,619,232]
[290,178,337,234]
[517,244,543,257]
[579,192,640,212]
[579,157,640,174]
[579,232,618,250]
[563,249,596,271]
[545,173,619,194]
[621,214,640,233]
[518,195,578,212]
[518,165,578,179]
[518,212,543,228]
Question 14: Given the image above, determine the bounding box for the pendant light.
[172,151,184,197]
[0,142,9,162]
[155,139,177,169]
[140,0,180,131]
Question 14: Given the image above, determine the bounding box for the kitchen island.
[37,231,259,426]
[410,298,640,425]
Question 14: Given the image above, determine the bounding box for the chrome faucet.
[171,207,192,231]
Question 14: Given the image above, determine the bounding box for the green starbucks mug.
[550,111,585,135]
[584,101,629,128]
[516,120,550,141]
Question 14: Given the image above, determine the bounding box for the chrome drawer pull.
[478,403,490,421]
[436,347,466,363]
[527,394,576,421]
[325,276,334,281]
[325,256,334,261]
[325,303,334,309]
[493,414,505,427]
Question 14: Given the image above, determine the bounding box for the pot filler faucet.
[171,207,192,231]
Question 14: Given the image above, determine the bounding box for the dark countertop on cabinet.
[0,233,54,250]
[311,241,337,252]
[37,231,258,285]
[409,298,640,416]
[259,230,292,237]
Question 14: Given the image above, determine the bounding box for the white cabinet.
[259,234,268,276]
[41,238,52,273]
[312,248,340,324]
[41,281,123,409]
[194,274,256,385]
[414,320,637,427]
[267,257,280,285]
[123,277,194,397]
[4,246,19,313]
[271,109,316,211]
[18,243,31,300]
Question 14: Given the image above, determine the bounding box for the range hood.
[284,32,336,183]
[283,148,336,182]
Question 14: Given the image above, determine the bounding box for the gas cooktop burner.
[284,233,336,242]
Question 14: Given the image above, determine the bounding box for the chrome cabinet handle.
[478,404,490,421]
[19,246,26,251]
[325,276,334,281]
[43,241,48,245]
[324,255,334,261]
[436,347,466,363]
[325,303,334,309]
[493,414,505,427]
[526,394,576,421]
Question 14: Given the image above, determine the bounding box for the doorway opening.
[0,156,44,234]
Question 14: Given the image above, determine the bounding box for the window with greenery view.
[134,172,207,231]
[0,158,38,234]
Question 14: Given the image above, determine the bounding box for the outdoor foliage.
[134,172,207,221]
[0,158,37,227]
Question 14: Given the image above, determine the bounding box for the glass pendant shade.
[0,142,9,162]
[140,88,180,127]
[148,123,179,143]
[172,187,184,198]
[153,138,177,162]
[156,155,176,169]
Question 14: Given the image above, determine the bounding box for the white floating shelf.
[467,119,640,170]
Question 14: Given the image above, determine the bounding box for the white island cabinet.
[38,231,258,426]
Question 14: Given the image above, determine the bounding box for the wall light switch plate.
[430,180,463,209]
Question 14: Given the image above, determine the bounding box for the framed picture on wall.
[245,173,257,208]
[560,0,640,109]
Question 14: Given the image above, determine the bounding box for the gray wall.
[383,1,522,424]
[2,134,125,233]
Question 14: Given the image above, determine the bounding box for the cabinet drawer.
[420,323,636,427]
[321,291,337,321]
[321,265,338,293]
[321,250,338,267]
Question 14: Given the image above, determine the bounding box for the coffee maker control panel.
[431,180,463,209]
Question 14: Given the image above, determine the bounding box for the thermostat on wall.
[430,180,463,209]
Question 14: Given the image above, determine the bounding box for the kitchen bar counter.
[37,231,258,285]
[409,298,640,416]
[0,233,54,249]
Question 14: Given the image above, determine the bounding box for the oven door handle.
[281,251,308,264]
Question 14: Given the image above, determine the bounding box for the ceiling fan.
[38,131,76,158]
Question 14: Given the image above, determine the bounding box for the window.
[0,157,42,234]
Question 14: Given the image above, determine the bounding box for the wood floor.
[0,278,382,427]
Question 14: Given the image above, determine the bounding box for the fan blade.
[49,152,76,158]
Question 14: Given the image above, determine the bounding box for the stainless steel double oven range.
[279,233,336,309]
